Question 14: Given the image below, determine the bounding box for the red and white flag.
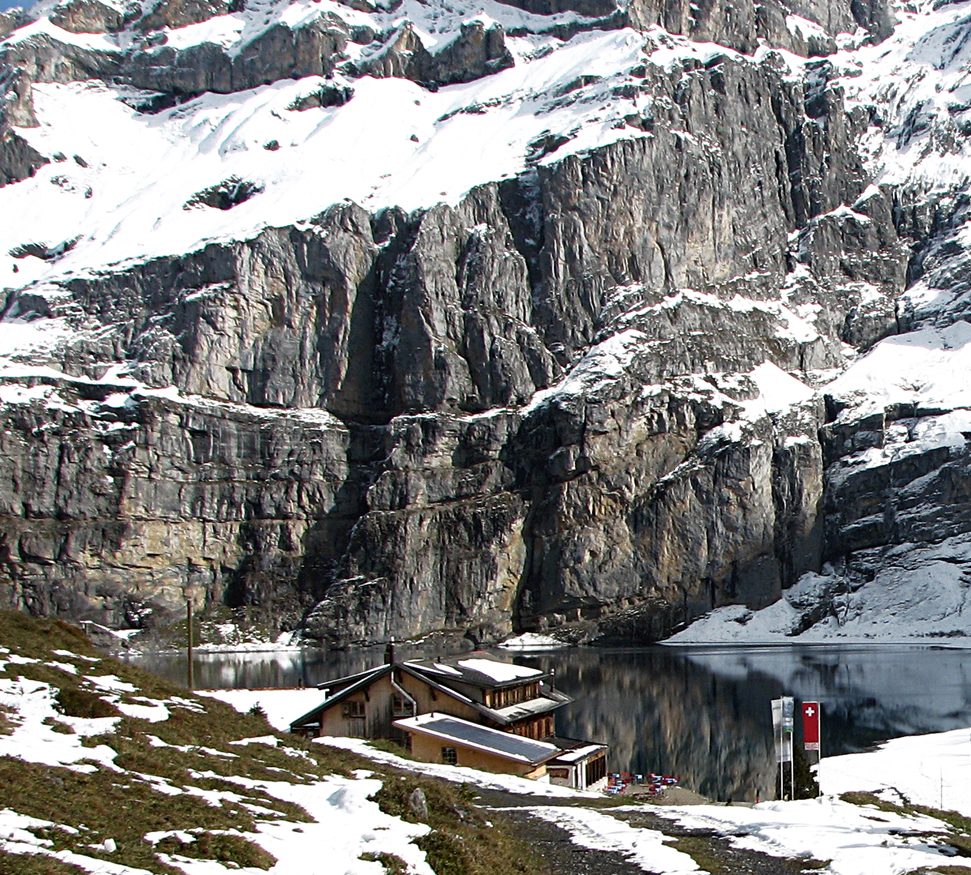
[803,701,820,751]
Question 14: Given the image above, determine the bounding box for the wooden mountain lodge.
[290,645,608,788]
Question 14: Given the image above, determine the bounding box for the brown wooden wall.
[409,732,547,780]
[319,671,483,739]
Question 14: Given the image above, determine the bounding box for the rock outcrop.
[0,66,46,187]
[49,0,126,34]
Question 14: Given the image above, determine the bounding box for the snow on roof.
[428,663,463,676]
[393,713,558,764]
[490,694,567,721]
[453,657,542,683]
[550,743,604,763]
[322,734,584,798]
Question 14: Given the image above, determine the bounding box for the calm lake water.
[130,643,971,801]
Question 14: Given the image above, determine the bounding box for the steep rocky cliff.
[0,0,968,646]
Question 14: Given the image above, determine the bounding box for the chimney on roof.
[385,640,396,665]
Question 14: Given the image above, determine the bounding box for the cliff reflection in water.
[132,644,971,802]
[520,648,779,802]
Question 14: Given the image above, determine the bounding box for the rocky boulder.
[50,0,127,34]
[138,0,238,32]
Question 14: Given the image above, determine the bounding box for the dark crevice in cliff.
[498,171,546,301]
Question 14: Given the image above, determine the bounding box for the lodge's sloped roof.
[290,654,571,731]
[403,654,547,690]
[392,714,561,766]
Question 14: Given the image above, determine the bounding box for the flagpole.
[790,731,795,801]
[818,706,822,797]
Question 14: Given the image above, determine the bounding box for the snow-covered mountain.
[1,0,971,646]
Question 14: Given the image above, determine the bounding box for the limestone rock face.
[0,37,913,645]
[0,0,966,648]
[0,33,120,87]
[0,68,47,187]
[0,376,355,630]
[0,10,28,39]
[497,0,892,53]
[359,20,513,86]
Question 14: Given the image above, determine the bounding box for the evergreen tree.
[774,747,819,800]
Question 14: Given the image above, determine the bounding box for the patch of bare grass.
[0,611,98,661]
[154,831,276,869]
[55,688,119,719]
[0,848,89,875]
[360,851,409,874]
[673,833,828,874]
[0,703,16,735]
[840,791,971,870]
[41,716,75,735]
[373,775,549,875]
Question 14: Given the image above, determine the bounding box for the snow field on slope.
[827,321,971,419]
[211,774,436,875]
[666,534,971,645]
[0,658,439,875]
[324,730,971,875]
[820,724,971,814]
[2,26,649,294]
[832,0,971,192]
[11,0,595,58]
[200,687,329,731]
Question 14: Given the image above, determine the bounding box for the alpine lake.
[130,643,971,802]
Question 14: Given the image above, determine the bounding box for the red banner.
[803,701,820,751]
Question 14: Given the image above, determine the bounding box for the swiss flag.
[803,701,820,750]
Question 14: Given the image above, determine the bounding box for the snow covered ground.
[665,544,971,646]
[315,718,971,875]
[205,682,971,875]
[640,728,971,875]
[821,725,971,814]
[649,795,962,875]
[199,686,326,731]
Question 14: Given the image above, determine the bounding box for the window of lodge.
[342,700,365,719]
[441,747,457,765]
[487,682,541,709]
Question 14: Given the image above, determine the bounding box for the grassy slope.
[0,611,546,875]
